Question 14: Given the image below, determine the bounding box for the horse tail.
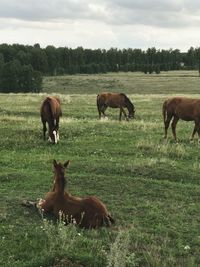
[96,94,102,115]
[96,94,99,106]
[162,100,168,123]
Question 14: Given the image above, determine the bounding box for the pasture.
[1,71,200,267]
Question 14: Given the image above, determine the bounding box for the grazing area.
[1,71,200,267]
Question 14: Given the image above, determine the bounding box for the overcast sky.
[0,0,200,51]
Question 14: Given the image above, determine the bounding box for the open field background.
[1,71,200,267]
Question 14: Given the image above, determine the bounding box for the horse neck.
[53,173,66,194]
[125,98,134,114]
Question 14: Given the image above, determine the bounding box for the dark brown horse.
[163,97,200,141]
[37,160,114,229]
[40,96,62,144]
[97,92,135,121]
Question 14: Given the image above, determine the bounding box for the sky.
[0,0,200,51]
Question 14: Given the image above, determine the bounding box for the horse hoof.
[21,200,36,208]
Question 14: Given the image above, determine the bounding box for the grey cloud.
[0,0,90,20]
[0,0,200,28]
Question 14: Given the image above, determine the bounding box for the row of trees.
[0,44,200,92]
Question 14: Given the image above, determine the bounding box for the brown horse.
[163,97,200,141]
[97,92,135,121]
[37,160,114,229]
[40,96,62,144]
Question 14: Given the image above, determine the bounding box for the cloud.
[0,0,200,50]
[1,0,200,28]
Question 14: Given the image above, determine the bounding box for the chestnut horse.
[163,97,200,141]
[97,92,135,121]
[40,96,62,144]
[26,160,114,229]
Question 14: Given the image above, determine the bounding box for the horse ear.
[53,160,57,167]
[64,160,70,168]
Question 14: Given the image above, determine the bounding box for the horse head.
[53,160,70,192]
[127,103,135,119]
[48,128,59,144]
[124,95,135,120]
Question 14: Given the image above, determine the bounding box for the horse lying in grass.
[22,160,114,229]
[97,92,135,121]
[40,96,62,144]
[163,96,200,141]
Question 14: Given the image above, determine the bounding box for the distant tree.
[143,64,148,74]
[0,60,42,93]
[45,45,58,75]
[32,70,43,92]
[0,44,15,62]
[16,50,31,65]
[0,53,4,86]
[1,60,21,92]
[148,64,153,74]
[30,47,48,73]
[155,64,161,74]
[18,65,42,92]
[186,47,196,69]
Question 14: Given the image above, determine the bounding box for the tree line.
[0,43,200,92]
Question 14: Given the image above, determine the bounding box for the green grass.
[1,71,200,266]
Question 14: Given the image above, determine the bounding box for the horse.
[97,92,135,121]
[24,160,114,229]
[40,96,62,144]
[163,97,200,141]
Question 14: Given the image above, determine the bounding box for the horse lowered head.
[127,102,135,120]
[48,129,59,144]
[128,106,135,119]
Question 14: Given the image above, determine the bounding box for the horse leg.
[171,116,179,141]
[190,121,198,141]
[21,200,37,208]
[42,120,47,140]
[120,107,128,121]
[194,119,200,142]
[119,108,122,121]
[102,105,107,118]
[55,118,60,141]
[197,128,200,143]
[97,104,102,119]
[164,114,173,139]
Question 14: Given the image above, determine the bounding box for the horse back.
[97,92,126,107]
[41,96,62,120]
[164,97,200,120]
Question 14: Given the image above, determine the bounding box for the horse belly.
[107,99,120,108]
[175,106,195,121]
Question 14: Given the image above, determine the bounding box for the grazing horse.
[163,97,200,141]
[97,92,135,121]
[32,160,114,229]
[40,96,62,144]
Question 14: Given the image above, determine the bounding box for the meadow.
[1,71,200,267]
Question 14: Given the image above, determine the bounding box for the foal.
[38,160,114,229]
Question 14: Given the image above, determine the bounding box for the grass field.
[1,71,200,267]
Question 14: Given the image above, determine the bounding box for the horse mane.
[120,93,134,112]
